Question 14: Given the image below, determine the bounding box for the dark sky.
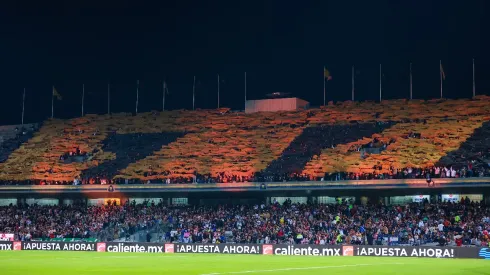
[0,1,488,125]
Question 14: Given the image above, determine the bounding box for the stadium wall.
[0,241,488,259]
[245,97,309,113]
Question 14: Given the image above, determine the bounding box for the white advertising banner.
[0,233,14,241]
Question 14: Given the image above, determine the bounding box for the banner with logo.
[167,243,262,254]
[3,241,489,260]
[269,244,344,256]
[477,247,490,260]
[353,246,455,258]
[102,242,165,253]
[20,241,96,251]
[0,241,15,251]
[264,244,486,259]
[0,233,14,241]
[351,245,483,259]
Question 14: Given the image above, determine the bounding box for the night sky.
[0,1,488,125]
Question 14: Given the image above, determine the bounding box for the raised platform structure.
[245,97,309,113]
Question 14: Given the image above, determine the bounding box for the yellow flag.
[53,87,62,100]
[324,67,332,81]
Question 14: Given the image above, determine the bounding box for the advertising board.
[0,241,486,260]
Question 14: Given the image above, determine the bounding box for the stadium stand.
[0,97,490,184]
[261,122,394,181]
[80,132,183,181]
[1,199,489,247]
[302,98,490,179]
[0,200,166,242]
[0,124,38,163]
[437,120,490,174]
[118,110,307,183]
[158,199,490,247]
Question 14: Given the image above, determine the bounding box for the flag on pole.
[108,81,111,115]
[409,62,413,100]
[53,87,62,100]
[165,81,169,94]
[51,86,60,119]
[440,62,446,80]
[81,84,85,117]
[351,66,355,101]
[163,80,169,111]
[217,74,220,108]
[439,60,444,98]
[22,88,26,125]
[323,67,332,106]
[136,80,139,114]
[379,64,382,102]
[192,76,196,110]
[244,72,247,110]
[472,58,475,98]
[324,67,332,81]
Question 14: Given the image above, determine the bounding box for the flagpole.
[351,66,355,101]
[136,80,139,114]
[163,80,166,111]
[440,60,443,99]
[51,86,54,119]
[108,81,111,115]
[472,58,475,98]
[244,72,247,110]
[21,88,26,125]
[323,66,326,106]
[217,74,220,108]
[82,84,85,117]
[410,62,413,100]
[379,64,382,102]
[192,76,196,110]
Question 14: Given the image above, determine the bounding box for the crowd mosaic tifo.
[1,97,490,184]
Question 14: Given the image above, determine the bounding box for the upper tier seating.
[1,97,490,183]
[0,124,38,163]
[302,98,490,178]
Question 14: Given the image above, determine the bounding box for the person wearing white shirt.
[450,167,456,178]
[438,223,444,232]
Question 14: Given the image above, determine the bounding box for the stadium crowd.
[1,116,490,185]
[0,200,165,242]
[1,163,489,186]
[0,124,38,163]
[1,199,489,248]
[161,199,490,247]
